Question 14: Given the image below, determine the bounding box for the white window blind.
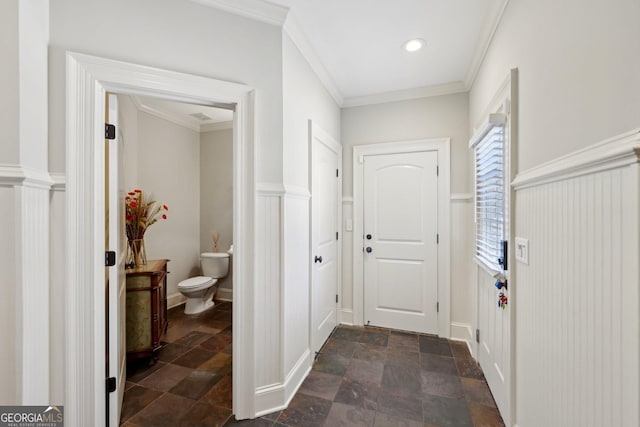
[472,118,506,270]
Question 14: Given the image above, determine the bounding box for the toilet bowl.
[178,252,229,314]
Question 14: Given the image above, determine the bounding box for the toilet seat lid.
[178,276,215,289]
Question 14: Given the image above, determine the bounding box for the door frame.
[308,120,342,352]
[352,138,451,337]
[65,52,256,425]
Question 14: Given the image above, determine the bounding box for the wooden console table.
[125,259,169,360]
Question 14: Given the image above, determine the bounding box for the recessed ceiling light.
[403,38,425,53]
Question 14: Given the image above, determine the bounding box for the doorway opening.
[65,52,256,426]
[109,94,236,425]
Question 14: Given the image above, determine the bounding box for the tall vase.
[127,238,147,268]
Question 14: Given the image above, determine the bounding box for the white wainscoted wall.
[449,194,474,345]
[511,130,640,427]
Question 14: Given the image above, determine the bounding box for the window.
[471,114,507,271]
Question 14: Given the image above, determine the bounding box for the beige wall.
[470,0,640,172]
[200,128,234,294]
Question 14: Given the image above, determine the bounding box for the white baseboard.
[339,308,353,325]
[167,292,186,309]
[254,349,311,417]
[450,322,474,357]
[216,287,233,301]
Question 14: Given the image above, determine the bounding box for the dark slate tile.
[201,375,233,409]
[419,336,452,356]
[422,394,473,427]
[314,352,350,376]
[173,348,217,369]
[298,370,343,401]
[197,352,233,376]
[353,343,387,363]
[323,338,358,357]
[334,378,379,410]
[388,333,419,352]
[127,360,166,383]
[200,334,233,352]
[420,371,464,399]
[174,331,213,348]
[260,410,282,421]
[376,389,423,423]
[223,415,274,426]
[169,370,223,401]
[323,402,375,427]
[450,341,472,360]
[372,412,423,427]
[157,343,191,363]
[128,393,196,427]
[359,330,389,347]
[420,353,458,376]
[385,349,420,368]
[120,385,163,422]
[138,363,193,392]
[334,327,364,342]
[278,393,332,427]
[460,378,497,408]
[178,402,232,427]
[467,401,505,427]
[455,358,485,380]
[345,359,385,385]
[380,364,421,397]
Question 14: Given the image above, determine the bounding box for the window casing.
[472,116,507,271]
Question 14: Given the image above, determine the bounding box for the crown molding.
[201,121,234,133]
[464,0,510,90]
[131,96,201,131]
[342,81,467,108]
[131,96,233,133]
[190,0,289,27]
[284,17,344,106]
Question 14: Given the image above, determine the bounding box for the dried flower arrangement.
[125,189,168,267]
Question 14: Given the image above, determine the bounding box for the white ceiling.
[268,0,507,101]
[132,95,233,132]
[136,0,508,122]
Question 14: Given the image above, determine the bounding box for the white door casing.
[352,139,451,337]
[66,52,256,425]
[363,151,439,334]
[310,121,342,354]
[106,94,126,425]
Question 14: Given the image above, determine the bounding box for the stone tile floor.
[121,304,504,427]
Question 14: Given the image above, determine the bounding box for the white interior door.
[363,151,439,334]
[107,93,126,426]
[310,122,341,354]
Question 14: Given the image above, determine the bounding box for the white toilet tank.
[200,252,230,278]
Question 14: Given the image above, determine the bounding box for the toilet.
[178,252,230,314]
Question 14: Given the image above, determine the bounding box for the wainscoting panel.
[512,130,639,427]
[254,191,283,389]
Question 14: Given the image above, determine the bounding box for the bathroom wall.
[138,112,201,301]
[116,96,202,304]
[200,127,234,299]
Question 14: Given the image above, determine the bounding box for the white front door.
[310,122,341,354]
[363,151,439,334]
[106,93,126,426]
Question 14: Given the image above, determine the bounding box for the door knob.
[314,255,323,263]
[366,234,372,240]
[365,247,372,253]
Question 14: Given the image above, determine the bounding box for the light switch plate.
[345,218,353,232]
[515,237,529,265]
